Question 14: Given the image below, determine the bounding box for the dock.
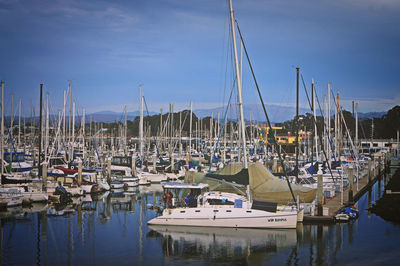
[304,154,398,223]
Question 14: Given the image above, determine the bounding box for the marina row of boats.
[1,0,398,230]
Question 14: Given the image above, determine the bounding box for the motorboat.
[114,176,139,187]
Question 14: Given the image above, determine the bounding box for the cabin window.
[226,210,232,213]
[112,157,120,164]
[246,210,252,213]
[111,170,125,176]
[180,211,185,213]
[195,210,200,213]
[213,210,219,212]
[207,198,234,205]
[112,157,130,166]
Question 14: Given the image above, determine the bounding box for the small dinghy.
[335,206,359,222]
[110,181,125,189]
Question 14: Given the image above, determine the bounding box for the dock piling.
[78,161,82,186]
[378,156,382,177]
[272,158,277,173]
[317,173,323,216]
[132,155,136,176]
[42,163,47,192]
[348,167,354,203]
[153,154,157,174]
[107,158,111,183]
[368,160,372,184]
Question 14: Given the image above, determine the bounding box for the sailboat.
[135,85,168,184]
[148,0,299,229]
[147,182,298,228]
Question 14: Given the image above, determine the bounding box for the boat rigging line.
[235,20,296,204]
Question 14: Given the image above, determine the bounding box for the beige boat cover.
[213,162,243,175]
[202,162,317,204]
[248,163,317,204]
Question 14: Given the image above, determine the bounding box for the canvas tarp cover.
[205,163,249,185]
[249,163,317,204]
[204,162,317,203]
[212,163,243,175]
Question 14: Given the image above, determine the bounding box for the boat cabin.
[3,152,33,172]
[111,156,132,167]
[161,182,209,208]
[47,157,68,168]
[3,152,26,163]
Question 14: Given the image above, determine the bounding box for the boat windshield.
[111,157,131,166]
[3,153,25,163]
[49,157,67,167]
[162,182,208,209]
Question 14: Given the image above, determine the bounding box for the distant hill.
[358,111,386,120]
[87,110,156,122]
[2,107,392,124]
[194,103,309,123]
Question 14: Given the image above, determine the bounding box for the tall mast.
[10,93,13,131]
[210,112,213,151]
[337,92,341,160]
[355,102,358,149]
[334,93,337,159]
[72,101,75,159]
[295,67,299,183]
[1,81,4,176]
[311,80,314,165]
[229,0,247,168]
[82,109,85,160]
[63,89,66,149]
[189,101,192,157]
[179,109,182,152]
[69,81,72,146]
[38,84,43,178]
[10,93,13,165]
[170,103,174,154]
[328,83,331,166]
[30,100,33,148]
[324,94,327,160]
[45,92,49,161]
[352,101,355,139]
[124,105,127,155]
[159,108,162,149]
[139,85,144,160]
[18,99,21,148]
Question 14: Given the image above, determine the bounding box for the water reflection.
[148,225,296,264]
[0,178,399,265]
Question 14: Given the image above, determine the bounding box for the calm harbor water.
[1,173,400,265]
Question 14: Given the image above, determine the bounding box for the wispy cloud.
[86,101,226,114]
[5,0,140,32]
[340,94,400,113]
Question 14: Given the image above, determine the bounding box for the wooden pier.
[304,155,398,224]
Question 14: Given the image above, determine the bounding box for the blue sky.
[1,0,399,117]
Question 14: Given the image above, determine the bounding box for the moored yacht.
[147,182,298,229]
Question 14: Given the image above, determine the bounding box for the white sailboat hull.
[115,177,139,187]
[148,207,298,229]
[138,172,168,183]
[22,191,48,202]
[0,195,23,207]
